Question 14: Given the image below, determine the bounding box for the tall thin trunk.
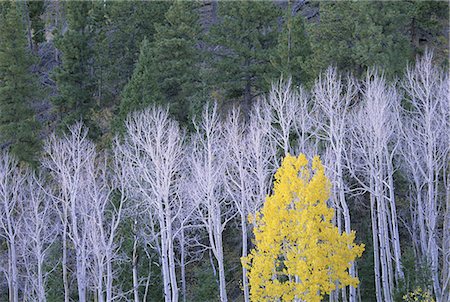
[180,230,187,302]
[62,225,69,302]
[217,244,228,302]
[76,250,87,302]
[165,209,178,302]
[337,159,355,302]
[37,252,46,302]
[214,225,228,302]
[427,155,441,300]
[370,177,383,302]
[377,193,391,302]
[106,255,113,302]
[97,259,104,302]
[441,172,450,302]
[143,260,152,302]
[159,216,172,302]
[9,240,19,302]
[386,154,404,282]
[414,180,427,258]
[241,215,250,302]
[132,226,140,302]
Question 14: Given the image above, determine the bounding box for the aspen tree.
[243,154,364,302]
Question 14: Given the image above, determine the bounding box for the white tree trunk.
[132,227,140,302]
[241,215,250,302]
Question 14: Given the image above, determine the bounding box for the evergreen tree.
[207,1,280,112]
[116,0,202,129]
[306,1,412,80]
[271,2,311,86]
[243,154,365,301]
[52,1,96,131]
[152,0,203,124]
[94,1,171,106]
[0,2,41,164]
[408,1,449,64]
[115,38,162,131]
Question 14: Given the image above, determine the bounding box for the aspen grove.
[0,53,448,302]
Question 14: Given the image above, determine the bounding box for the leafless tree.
[0,152,25,302]
[311,67,359,302]
[42,123,96,302]
[246,99,278,217]
[85,146,127,302]
[400,52,449,302]
[346,71,404,302]
[20,172,58,302]
[222,107,252,302]
[266,78,300,156]
[187,103,235,302]
[120,107,185,302]
[174,165,207,302]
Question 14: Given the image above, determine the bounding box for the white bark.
[187,103,234,302]
[20,172,58,302]
[312,67,358,302]
[43,123,97,302]
[401,52,449,301]
[223,107,251,302]
[0,152,25,302]
[120,107,184,302]
[266,78,300,156]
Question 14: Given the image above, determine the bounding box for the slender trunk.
[441,172,450,302]
[415,180,427,257]
[427,160,441,300]
[386,154,404,282]
[143,260,152,302]
[9,239,19,302]
[97,259,104,302]
[370,178,383,302]
[215,226,228,302]
[166,212,178,302]
[382,196,395,293]
[62,225,69,302]
[180,231,187,302]
[377,193,391,302]
[132,223,140,302]
[241,215,250,302]
[76,250,87,302]
[336,159,355,302]
[106,256,113,302]
[37,254,46,302]
[217,246,228,302]
[209,249,217,279]
[160,217,172,302]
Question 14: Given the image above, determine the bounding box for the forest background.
[0,0,449,301]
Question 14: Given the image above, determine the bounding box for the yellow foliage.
[242,154,365,302]
[403,287,435,302]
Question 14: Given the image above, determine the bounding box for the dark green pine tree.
[93,0,171,107]
[52,1,96,132]
[0,2,41,164]
[152,0,203,125]
[306,1,412,80]
[408,1,449,64]
[271,2,312,86]
[115,38,162,131]
[207,1,280,112]
[116,0,203,130]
